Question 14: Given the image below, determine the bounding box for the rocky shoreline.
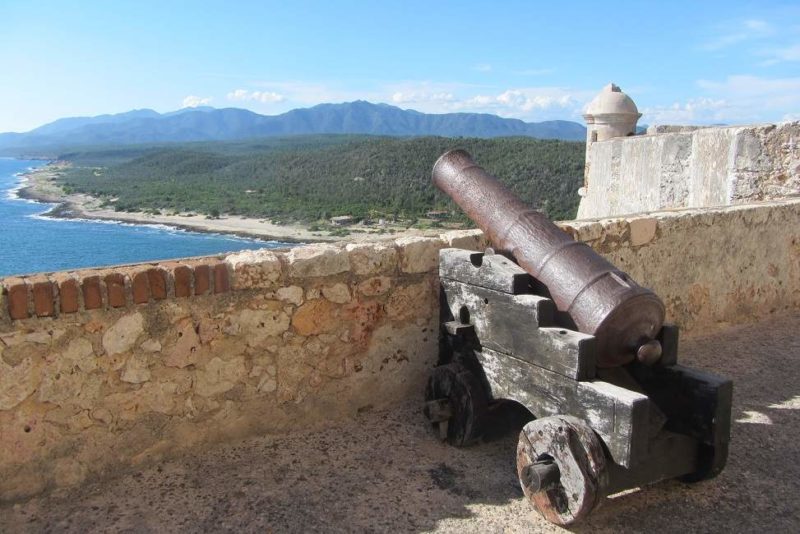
[16,163,435,244]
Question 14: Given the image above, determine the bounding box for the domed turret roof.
[585,83,639,116]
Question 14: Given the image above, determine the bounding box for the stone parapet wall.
[645,125,710,135]
[1,200,799,502]
[0,232,484,502]
[564,199,800,332]
[579,121,800,219]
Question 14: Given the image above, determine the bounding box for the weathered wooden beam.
[627,363,732,480]
[442,321,475,337]
[476,347,649,468]
[578,380,651,468]
[656,323,680,366]
[605,430,698,494]
[442,279,596,380]
[439,249,532,294]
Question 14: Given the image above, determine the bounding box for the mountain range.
[0,101,586,153]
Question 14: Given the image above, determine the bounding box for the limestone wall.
[2,200,799,501]
[579,121,800,219]
[0,233,486,502]
[564,199,800,332]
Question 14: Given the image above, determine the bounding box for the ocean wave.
[28,211,271,244]
[5,181,34,202]
[4,170,43,203]
[4,163,285,247]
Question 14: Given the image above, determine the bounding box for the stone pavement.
[2,312,799,533]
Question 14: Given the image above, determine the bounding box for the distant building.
[330,215,354,226]
[425,210,449,220]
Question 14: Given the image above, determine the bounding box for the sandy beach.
[16,163,441,244]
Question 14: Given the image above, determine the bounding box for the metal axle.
[521,458,561,493]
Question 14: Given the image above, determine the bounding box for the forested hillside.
[57,135,585,223]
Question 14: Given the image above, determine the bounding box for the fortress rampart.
[579,121,800,218]
[2,197,799,501]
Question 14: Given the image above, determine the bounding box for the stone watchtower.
[579,83,641,199]
[583,83,641,143]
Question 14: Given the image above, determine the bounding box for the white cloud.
[697,74,800,101]
[702,18,773,50]
[226,89,285,103]
[513,68,554,76]
[249,80,374,105]
[192,79,645,123]
[181,95,212,108]
[461,95,494,107]
[447,87,587,118]
[643,75,800,124]
[473,63,493,72]
[641,98,730,125]
[177,74,798,126]
[385,82,592,120]
[495,90,573,112]
[761,43,800,65]
[391,91,454,104]
[745,19,771,32]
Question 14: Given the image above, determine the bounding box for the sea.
[0,158,285,277]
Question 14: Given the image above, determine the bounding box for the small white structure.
[583,83,641,144]
[425,210,448,220]
[330,215,354,226]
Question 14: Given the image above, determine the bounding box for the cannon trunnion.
[426,248,732,526]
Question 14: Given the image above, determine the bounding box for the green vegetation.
[55,135,585,224]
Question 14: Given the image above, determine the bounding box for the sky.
[1,0,799,132]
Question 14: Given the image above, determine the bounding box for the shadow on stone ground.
[2,312,799,533]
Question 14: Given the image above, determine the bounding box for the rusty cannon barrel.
[432,149,665,367]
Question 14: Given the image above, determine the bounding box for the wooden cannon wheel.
[424,363,488,446]
[516,415,608,526]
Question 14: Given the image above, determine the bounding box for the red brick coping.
[1,259,231,321]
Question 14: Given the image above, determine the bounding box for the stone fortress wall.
[2,197,799,502]
[578,120,800,219]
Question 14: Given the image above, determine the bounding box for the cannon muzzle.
[432,149,665,367]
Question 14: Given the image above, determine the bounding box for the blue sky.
[1,0,798,132]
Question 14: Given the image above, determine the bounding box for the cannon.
[424,150,732,526]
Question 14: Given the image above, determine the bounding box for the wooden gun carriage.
[423,151,732,526]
